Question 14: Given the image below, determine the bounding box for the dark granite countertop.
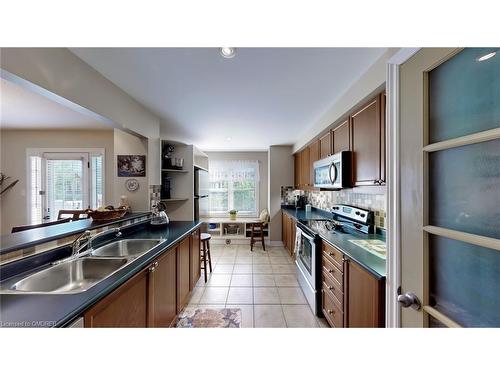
[0,220,201,327]
[0,212,151,256]
[281,206,386,279]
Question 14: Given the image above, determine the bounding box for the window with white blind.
[28,149,105,224]
[208,160,259,216]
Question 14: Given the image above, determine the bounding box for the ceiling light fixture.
[476,51,496,62]
[220,47,236,59]
[226,137,232,141]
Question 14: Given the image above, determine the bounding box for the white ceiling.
[71,48,388,150]
[0,78,112,130]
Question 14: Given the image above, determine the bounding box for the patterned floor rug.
[176,308,241,328]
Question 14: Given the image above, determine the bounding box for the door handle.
[397,292,422,310]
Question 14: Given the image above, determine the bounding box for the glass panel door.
[400,47,500,328]
[43,153,89,221]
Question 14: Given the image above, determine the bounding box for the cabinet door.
[282,212,288,250]
[189,229,201,290]
[294,153,301,188]
[351,97,381,185]
[300,147,310,187]
[319,132,332,159]
[150,249,177,327]
[332,120,350,154]
[308,140,320,186]
[177,238,190,312]
[290,218,296,258]
[84,269,149,328]
[346,260,385,328]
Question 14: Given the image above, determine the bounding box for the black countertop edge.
[0,220,201,328]
[281,206,386,280]
[0,212,151,256]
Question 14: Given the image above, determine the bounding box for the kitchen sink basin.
[7,257,128,294]
[90,239,162,258]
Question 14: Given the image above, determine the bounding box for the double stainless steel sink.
[2,239,162,294]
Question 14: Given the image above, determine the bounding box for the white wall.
[205,151,268,216]
[268,145,294,241]
[294,48,400,152]
[113,129,150,212]
[0,48,161,185]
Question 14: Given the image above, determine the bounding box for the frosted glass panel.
[429,47,500,143]
[429,235,500,327]
[429,138,500,239]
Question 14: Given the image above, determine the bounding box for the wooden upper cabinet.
[346,260,385,328]
[294,153,300,188]
[332,120,351,154]
[84,268,149,328]
[300,147,310,188]
[351,96,382,186]
[177,238,190,312]
[189,229,201,290]
[319,131,332,159]
[308,140,320,187]
[150,248,177,327]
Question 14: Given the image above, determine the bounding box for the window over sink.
[208,160,259,216]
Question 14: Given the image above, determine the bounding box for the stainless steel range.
[295,204,375,317]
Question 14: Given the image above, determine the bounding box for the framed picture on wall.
[117,155,146,177]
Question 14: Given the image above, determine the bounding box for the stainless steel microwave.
[313,151,352,189]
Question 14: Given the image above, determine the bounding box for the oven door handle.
[299,229,315,242]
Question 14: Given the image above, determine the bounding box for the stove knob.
[360,213,366,218]
[355,211,360,215]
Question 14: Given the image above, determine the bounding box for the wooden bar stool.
[200,233,213,282]
[250,209,270,252]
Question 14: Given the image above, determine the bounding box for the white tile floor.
[184,243,328,328]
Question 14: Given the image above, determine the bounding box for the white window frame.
[208,160,260,218]
[26,148,105,224]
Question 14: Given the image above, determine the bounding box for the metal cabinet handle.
[327,309,334,315]
[327,269,334,274]
[149,266,156,273]
[328,286,334,291]
[328,252,335,257]
[154,262,158,267]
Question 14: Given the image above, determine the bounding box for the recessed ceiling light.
[226,137,232,141]
[220,47,236,59]
[476,51,496,62]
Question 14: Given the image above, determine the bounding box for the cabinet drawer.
[322,256,343,285]
[322,272,343,308]
[322,289,344,328]
[322,241,344,271]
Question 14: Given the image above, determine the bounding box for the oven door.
[297,230,316,288]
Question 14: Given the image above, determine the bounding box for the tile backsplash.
[305,190,387,229]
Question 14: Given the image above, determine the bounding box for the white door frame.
[26,148,105,224]
[385,48,421,328]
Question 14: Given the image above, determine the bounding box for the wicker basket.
[86,206,129,222]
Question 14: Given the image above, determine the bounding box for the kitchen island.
[0,219,201,327]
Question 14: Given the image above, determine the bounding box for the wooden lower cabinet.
[150,248,177,327]
[281,211,296,257]
[84,268,149,328]
[345,260,385,328]
[84,230,201,328]
[321,240,385,328]
[176,236,191,313]
[189,228,201,290]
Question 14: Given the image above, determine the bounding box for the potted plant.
[229,210,237,220]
